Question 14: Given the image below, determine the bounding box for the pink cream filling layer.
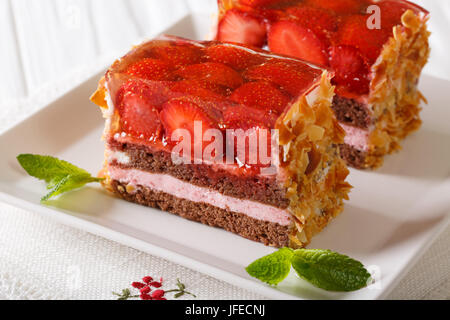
[107,165,292,226]
[339,123,370,152]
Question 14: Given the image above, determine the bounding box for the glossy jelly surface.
[216,0,428,95]
[105,36,325,173]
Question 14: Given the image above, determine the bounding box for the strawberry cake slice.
[216,0,430,169]
[91,36,351,248]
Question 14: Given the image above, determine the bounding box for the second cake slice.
[216,0,430,169]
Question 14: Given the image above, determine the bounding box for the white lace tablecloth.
[0,0,449,300]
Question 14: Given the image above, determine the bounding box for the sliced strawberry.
[182,79,228,95]
[175,95,232,125]
[217,9,267,48]
[205,44,266,70]
[170,80,226,101]
[171,79,227,96]
[377,0,419,29]
[244,61,322,96]
[229,125,273,168]
[125,58,173,81]
[117,79,172,108]
[160,98,218,145]
[223,105,276,167]
[329,45,370,94]
[175,62,243,89]
[254,8,287,22]
[223,105,278,129]
[150,43,203,66]
[231,81,290,113]
[117,80,171,140]
[268,20,329,66]
[119,101,161,140]
[286,7,338,41]
[239,0,284,7]
[338,14,391,63]
[305,0,366,15]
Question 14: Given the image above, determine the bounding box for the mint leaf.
[246,248,294,285]
[17,154,92,182]
[246,248,371,292]
[291,249,371,292]
[41,174,101,202]
[17,154,103,202]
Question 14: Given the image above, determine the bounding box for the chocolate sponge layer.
[110,180,291,247]
[332,95,372,129]
[331,95,371,169]
[339,144,368,169]
[108,140,289,209]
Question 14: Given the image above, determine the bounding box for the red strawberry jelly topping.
[230,81,290,113]
[223,105,276,167]
[170,80,227,101]
[216,0,428,95]
[125,58,173,81]
[268,20,329,66]
[217,9,267,48]
[337,14,392,64]
[329,45,370,94]
[304,0,366,15]
[377,0,424,29]
[174,62,244,89]
[244,61,322,96]
[160,98,218,145]
[116,80,171,140]
[150,43,203,66]
[205,44,266,70]
[239,0,284,8]
[285,7,338,42]
[106,36,326,173]
[223,105,278,130]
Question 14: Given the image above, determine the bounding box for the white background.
[0,0,449,299]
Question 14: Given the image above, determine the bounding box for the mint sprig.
[17,154,103,202]
[246,248,371,292]
[291,249,371,292]
[246,248,294,285]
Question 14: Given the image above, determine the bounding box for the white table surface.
[0,0,449,300]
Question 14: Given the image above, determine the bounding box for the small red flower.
[140,286,151,294]
[114,276,194,300]
[149,281,162,288]
[132,282,146,289]
[140,293,152,300]
[151,290,165,299]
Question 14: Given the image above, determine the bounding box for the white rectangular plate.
[0,14,449,300]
